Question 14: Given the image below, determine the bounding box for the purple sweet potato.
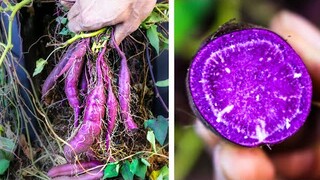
[47,161,101,178]
[41,46,74,99]
[100,56,118,150]
[64,49,106,161]
[100,56,118,133]
[105,81,118,151]
[64,53,85,127]
[187,24,312,147]
[113,38,137,130]
[57,39,89,78]
[100,55,110,87]
[79,64,89,95]
[106,82,118,135]
[51,169,103,180]
[42,39,89,101]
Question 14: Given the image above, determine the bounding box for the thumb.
[113,0,156,45]
[113,21,140,45]
[214,142,276,180]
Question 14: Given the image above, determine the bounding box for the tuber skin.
[47,161,101,178]
[51,169,103,180]
[79,59,89,96]
[57,39,89,78]
[100,55,118,150]
[41,45,74,100]
[113,35,138,130]
[42,39,88,101]
[106,82,118,136]
[64,40,88,127]
[64,48,107,162]
[187,23,312,147]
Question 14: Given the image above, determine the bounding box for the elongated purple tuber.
[187,24,312,147]
[47,161,101,178]
[112,35,138,130]
[64,49,106,161]
[64,50,86,127]
[42,39,88,101]
[100,57,118,150]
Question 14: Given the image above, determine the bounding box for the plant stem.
[62,28,107,47]
[0,0,32,67]
[146,44,168,113]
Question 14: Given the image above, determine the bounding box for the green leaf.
[135,159,148,179]
[158,33,169,50]
[153,165,169,180]
[141,10,167,29]
[59,27,70,36]
[121,160,134,180]
[103,162,120,179]
[144,116,168,145]
[147,130,156,152]
[129,158,139,174]
[150,165,168,180]
[159,165,169,180]
[0,159,10,175]
[56,16,68,25]
[0,137,16,154]
[147,11,164,24]
[0,125,4,136]
[155,79,168,87]
[141,158,150,167]
[33,58,47,77]
[130,158,148,179]
[147,25,160,54]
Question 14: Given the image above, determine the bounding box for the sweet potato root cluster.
[42,35,138,179]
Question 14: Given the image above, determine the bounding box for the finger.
[214,142,275,180]
[60,0,75,9]
[194,120,219,148]
[312,145,320,178]
[68,0,132,33]
[272,148,316,179]
[270,10,320,100]
[113,0,156,45]
[68,14,82,33]
[67,0,81,23]
[270,106,320,179]
[113,21,140,45]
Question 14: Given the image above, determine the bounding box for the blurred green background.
[174,0,320,179]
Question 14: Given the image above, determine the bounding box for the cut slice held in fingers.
[187,23,312,147]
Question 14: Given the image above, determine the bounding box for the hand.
[195,10,320,180]
[62,0,156,45]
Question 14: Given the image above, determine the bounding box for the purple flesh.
[187,27,312,147]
